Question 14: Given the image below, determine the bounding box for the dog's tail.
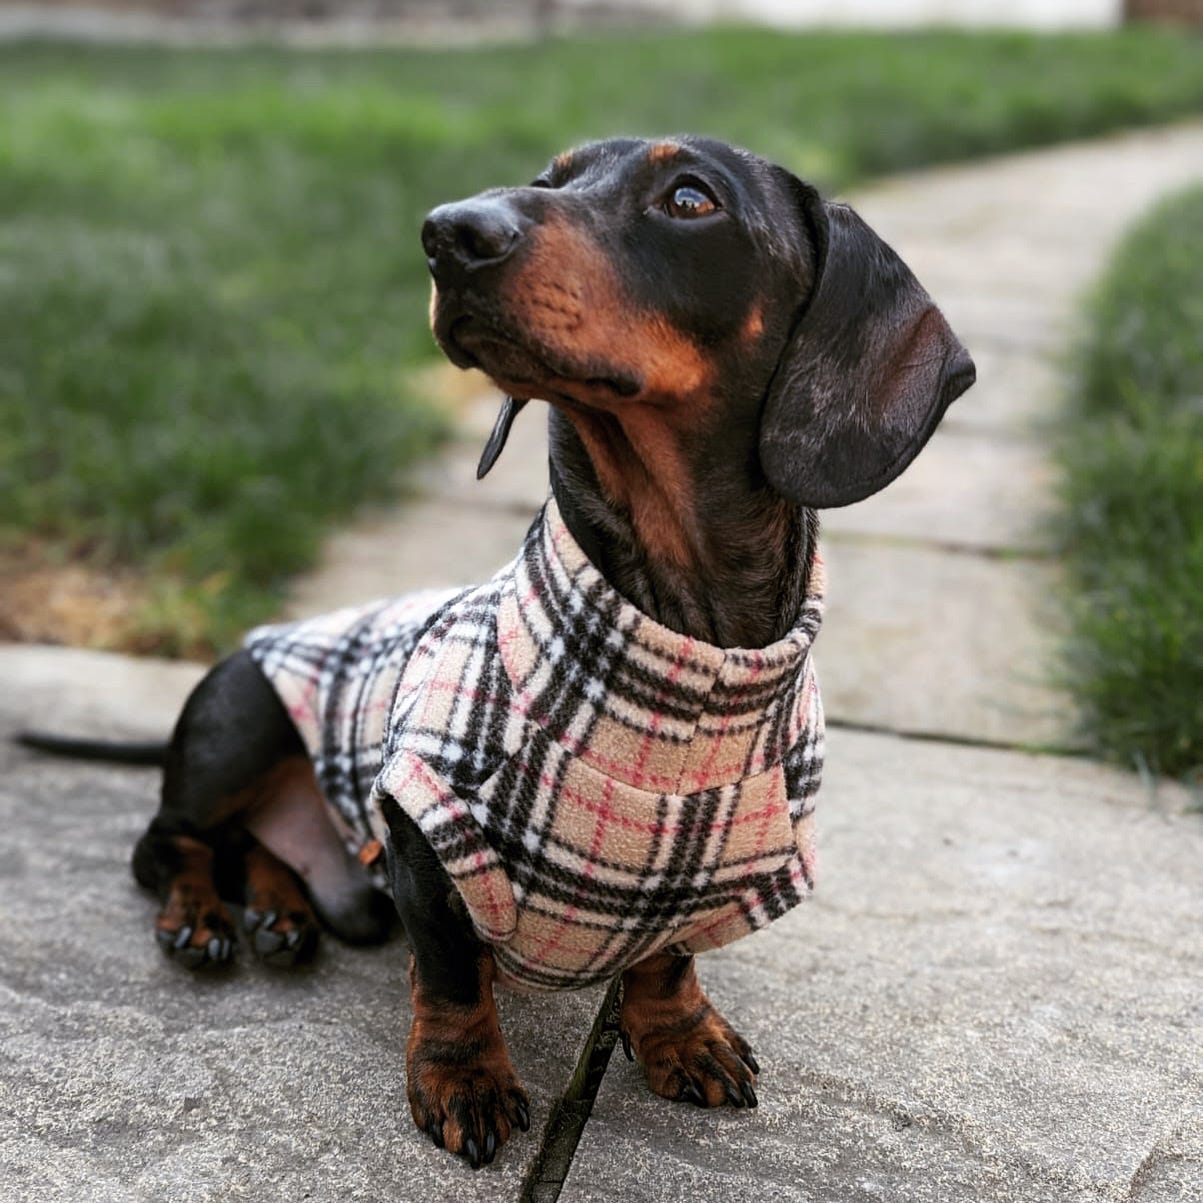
[15,731,167,767]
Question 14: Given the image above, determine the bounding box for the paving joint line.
[819,529,1053,562]
[519,979,623,1203]
[825,715,1086,758]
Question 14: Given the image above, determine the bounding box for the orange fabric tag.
[358,839,384,867]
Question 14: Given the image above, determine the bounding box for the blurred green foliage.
[3,28,1203,653]
[1053,184,1203,781]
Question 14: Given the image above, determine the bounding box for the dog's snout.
[422,199,525,280]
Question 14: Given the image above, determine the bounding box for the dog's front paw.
[407,1034,531,1168]
[620,953,759,1109]
[242,905,318,967]
[155,893,236,969]
[623,1006,759,1109]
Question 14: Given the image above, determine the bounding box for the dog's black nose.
[422,199,525,280]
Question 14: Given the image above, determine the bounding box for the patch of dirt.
[0,544,149,650]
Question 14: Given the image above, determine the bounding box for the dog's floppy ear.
[759,181,975,509]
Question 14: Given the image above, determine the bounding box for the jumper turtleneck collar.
[496,499,824,796]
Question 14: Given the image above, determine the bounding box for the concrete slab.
[413,393,551,514]
[919,290,1066,354]
[561,728,1203,1203]
[2,642,205,740]
[938,345,1062,436]
[284,498,538,619]
[0,678,603,1203]
[822,428,1054,553]
[849,124,1203,253]
[818,541,1071,749]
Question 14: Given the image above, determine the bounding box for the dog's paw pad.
[242,907,318,967]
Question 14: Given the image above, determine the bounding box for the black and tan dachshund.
[21,136,973,1169]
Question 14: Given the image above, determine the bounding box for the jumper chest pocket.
[468,725,800,957]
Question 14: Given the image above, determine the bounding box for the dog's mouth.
[442,311,641,405]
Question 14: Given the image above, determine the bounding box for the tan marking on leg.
[245,756,367,908]
[242,839,319,964]
[156,835,235,963]
[621,953,759,1108]
[407,953,530,1161]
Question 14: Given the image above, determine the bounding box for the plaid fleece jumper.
[245,500,825,992]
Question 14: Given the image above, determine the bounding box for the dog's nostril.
[456,214,520,264]
[422,201,523,275]
[420,216,441,262]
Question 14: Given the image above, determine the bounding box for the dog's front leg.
[620,952,759,1109]
[378,797,530,1167]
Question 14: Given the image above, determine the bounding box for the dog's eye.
[664,183,719,219]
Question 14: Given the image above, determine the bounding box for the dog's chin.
[440,314,641,408]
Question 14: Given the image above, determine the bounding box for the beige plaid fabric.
[247,500,825,992]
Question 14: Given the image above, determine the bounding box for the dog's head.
[423,136,974,508]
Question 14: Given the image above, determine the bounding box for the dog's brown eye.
[665,184,718,219]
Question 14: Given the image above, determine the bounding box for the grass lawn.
[4,28,1203,655]
[1053,184,1203,782]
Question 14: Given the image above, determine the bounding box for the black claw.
[285,928,303,950]
[743,1051,760,1075]
[483,1129,496,1163]
[173,926,193,950]
[725,1083,744,1108]
[243,908,262,931]
[261,910,279,931]
[514,1099,530,1132]
[680,1082,706,1107]
[621,1030,633,1061]
[427,1119,444,1150]
[156,928,175,951]
[207,936,225,961]
[741,1081,758,1109]
[464,1137,481,1169]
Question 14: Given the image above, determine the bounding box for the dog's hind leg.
[131,649,302,968]
[242,754,396,949]
[132,649,390,969]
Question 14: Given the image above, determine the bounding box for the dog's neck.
[547,406,816,649]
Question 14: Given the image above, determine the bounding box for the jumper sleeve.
[369,751,518,945]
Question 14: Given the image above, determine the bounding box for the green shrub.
[1053,184,1203,779]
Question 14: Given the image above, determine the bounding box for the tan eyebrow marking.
[647,141,682,165]
[741,303,765,342]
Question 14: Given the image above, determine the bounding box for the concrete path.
[4,125,1203,1203]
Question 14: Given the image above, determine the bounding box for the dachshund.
[21,136,974,1169]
